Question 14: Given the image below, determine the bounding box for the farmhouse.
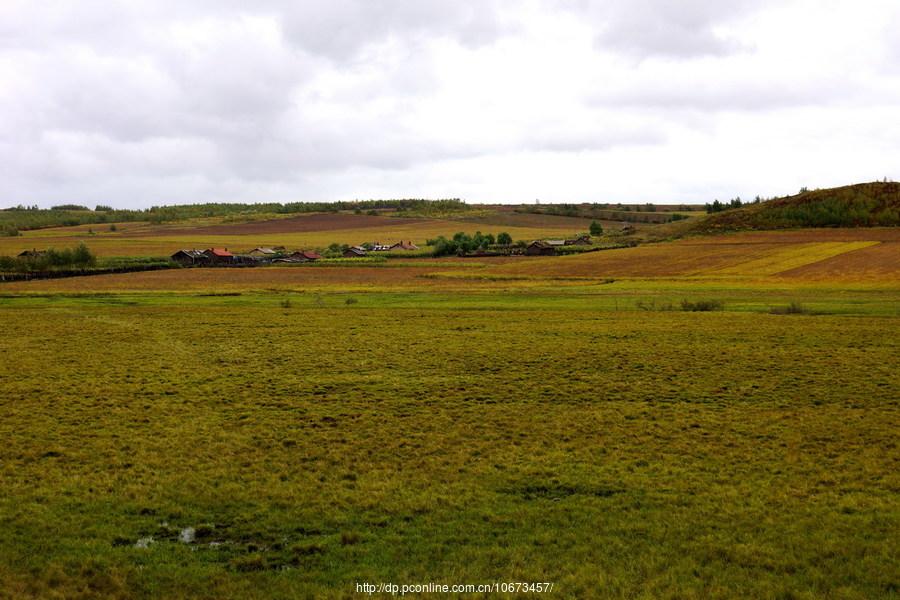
[343,246,367,258]
[248,247,278,257]
[565,235,591,246]
[203,248,234,264]
[390,240,419,250]
[170,249,206,265]
[525,241,556,256]
[288,250,322,262]
[17,249,47,258]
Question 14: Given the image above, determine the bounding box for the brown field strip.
[0,263,555,293]
[775,241,900,281]
[486,229,900,280]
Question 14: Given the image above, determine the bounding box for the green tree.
[497,232,513,245]
[589,220,603,236]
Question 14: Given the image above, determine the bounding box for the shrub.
[680,299,724,312]
[340,532,361,546]
[770,301,810,315]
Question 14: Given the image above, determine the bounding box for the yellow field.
[706,241,880,276]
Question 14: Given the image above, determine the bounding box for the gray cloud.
[0,0,898,207]
[555,0,768,59]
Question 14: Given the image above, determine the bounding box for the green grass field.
[1,271,899,598]
[1,209,899,598]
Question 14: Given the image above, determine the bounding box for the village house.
[389,240,419,251]
[17,249,46,258]
[202,248,234,264]
[343,246,367,258]
[287,250,322,262]
[248,247,278,257]
[565,235,592,246]
[170,249,207,265]
[525,241,556,256]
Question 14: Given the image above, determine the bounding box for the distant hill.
[693,182,900,232]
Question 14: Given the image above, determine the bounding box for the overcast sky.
[2,0,899,208]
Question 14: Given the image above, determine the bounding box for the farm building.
[370,242,392,251]
[248,247,278,257]
[288,250,322,262]
[620,224,636,233]
[390,240,419,251]
[565,235,592,246]
[203,248,234,264]
[170,249,207,265]
[343,246,367,258]
[525,241,557,256]
[17,249,46,258]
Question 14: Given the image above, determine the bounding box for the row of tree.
[0,243,97,272]
[0,199,471,232]
[705,196,763,214]
[427,232,515,256]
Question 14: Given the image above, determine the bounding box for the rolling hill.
[694,181,900,232]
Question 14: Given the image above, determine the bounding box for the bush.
[770,302,810,315]
[680,299,724,312]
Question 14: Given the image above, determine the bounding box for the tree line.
[0,199,471,233]
[0,243,97,272]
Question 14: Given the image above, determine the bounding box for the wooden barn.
[390,240,419,251]
[565,235,592,246]
[526,241,557,256]
[287,250,322,262]
[17,249,47,258]
[203,248,234,264]
[170,249,206,265]
[343,246,367,258]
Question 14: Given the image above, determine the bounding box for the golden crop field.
[1,222,899,599]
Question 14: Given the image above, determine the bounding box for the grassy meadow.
[1,211,899,598]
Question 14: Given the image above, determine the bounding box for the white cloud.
[1,0,899,207]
